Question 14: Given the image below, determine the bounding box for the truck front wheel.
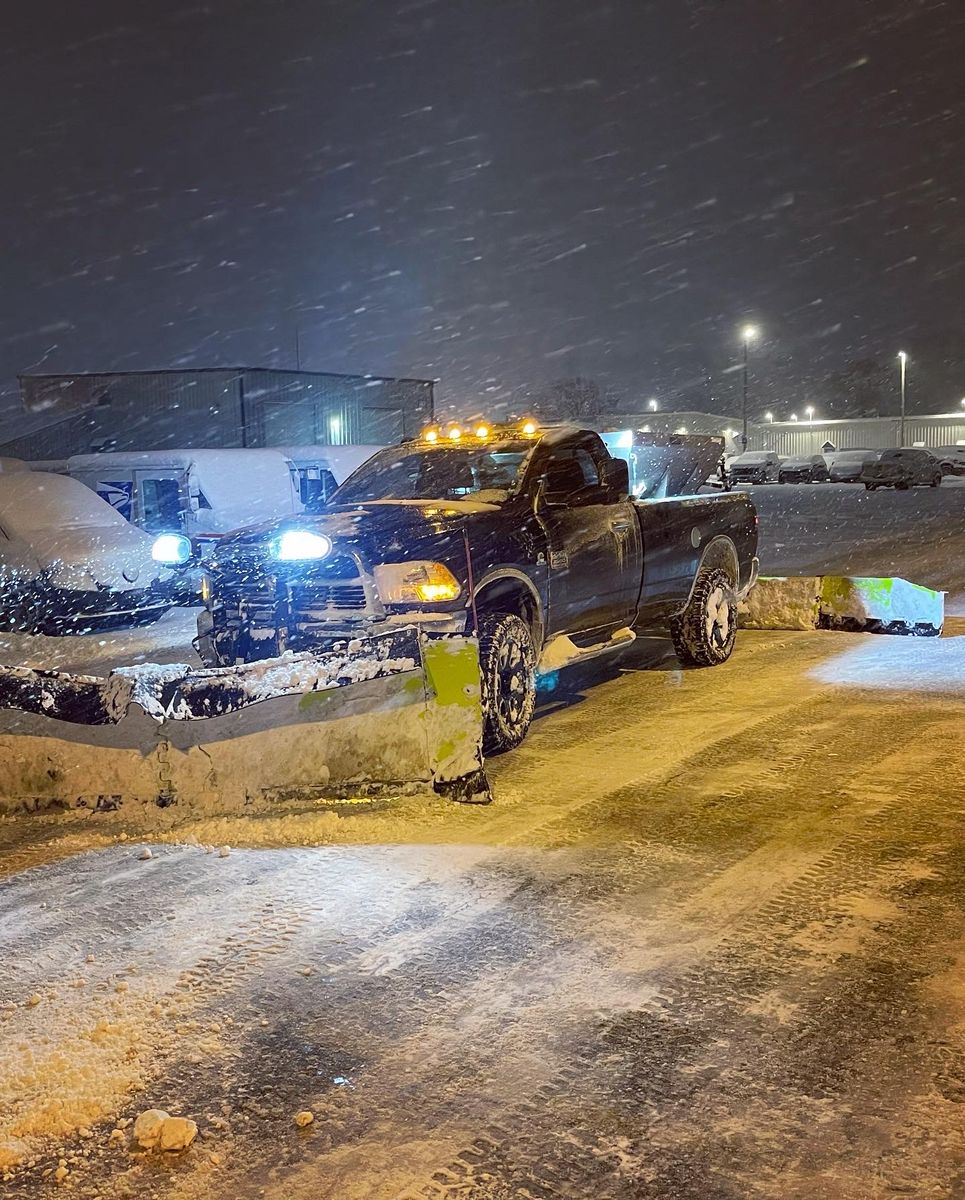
[670,567,738,668]
[478,612,537,753]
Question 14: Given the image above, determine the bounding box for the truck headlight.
[374,562,462,604]
[152,532,193,566]
[271,530,333,561]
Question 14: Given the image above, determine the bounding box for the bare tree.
[541,376,605,420]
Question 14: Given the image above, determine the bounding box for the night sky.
[2,0,964,422]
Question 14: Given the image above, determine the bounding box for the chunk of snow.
[133,1109,197,1152]
[132,1109,168,1149]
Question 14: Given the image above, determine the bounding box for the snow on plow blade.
[0,627,489,819]
[739,576,944,636]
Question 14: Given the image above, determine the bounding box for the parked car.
[860,448,943,491]
[728,452,782,485]
[828,449,882,483]
[0,471,173,634]
[934,446,965,476]
[778,454,829,484]
[194,422,759,751]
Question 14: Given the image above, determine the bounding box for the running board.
[537,627,636,676]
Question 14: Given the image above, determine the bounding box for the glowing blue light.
[151,532,192,565]
[272,530,333,561]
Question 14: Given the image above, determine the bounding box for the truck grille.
[213,549,372,619]
[291,583,367,611]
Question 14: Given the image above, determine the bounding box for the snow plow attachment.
[739,576,944,636]
[0,627,489,819]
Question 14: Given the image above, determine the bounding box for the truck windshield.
[332,442,532,504]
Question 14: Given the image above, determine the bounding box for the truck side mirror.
[601,457,629,498]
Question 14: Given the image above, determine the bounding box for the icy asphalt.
[1,482,965,1198]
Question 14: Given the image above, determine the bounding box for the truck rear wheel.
[670,566,737,668]
[478,612,537,753]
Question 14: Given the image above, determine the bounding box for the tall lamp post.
[898,351,908,447]
[740,325,759,451]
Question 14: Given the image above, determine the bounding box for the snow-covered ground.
[2,483,965,1195]
[2,623,965,1197]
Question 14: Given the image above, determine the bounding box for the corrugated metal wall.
[749,416,965,454]
[15,370,435,457]
[247,371,434,447]
[20,371,244,451]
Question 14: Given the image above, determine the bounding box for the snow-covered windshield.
[733,453,772,464]
[333,442,532,504]
[0,472,126,535]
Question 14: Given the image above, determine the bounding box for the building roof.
[19,366,437,386]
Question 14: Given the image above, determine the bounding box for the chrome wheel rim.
[704,586,734,648]
[495,636,529,727]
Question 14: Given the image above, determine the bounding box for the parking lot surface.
[1,484,964,1198]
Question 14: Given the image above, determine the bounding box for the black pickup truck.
[194,424,758,750]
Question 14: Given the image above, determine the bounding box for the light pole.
[740,325,759,451]
[764,410,773,423]
[648,398,658,412]
[898,351,907,447]
[805,405,814,423]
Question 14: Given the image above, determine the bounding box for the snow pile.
[741,575,944,635]
[739,576,821,631]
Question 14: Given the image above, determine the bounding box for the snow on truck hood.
[0,472,162,591]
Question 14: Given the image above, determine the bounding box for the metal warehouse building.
[748,413,965,456]
[3,368,435,459]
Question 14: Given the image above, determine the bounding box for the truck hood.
[26,525,164,592]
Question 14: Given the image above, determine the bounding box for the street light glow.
[648,398,658,411]
[790,412,798,422]
[741,325,759,343]
[805,405,815,420]
[898,350,908,363]
[765,411,773,422]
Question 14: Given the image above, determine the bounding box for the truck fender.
[471,568,545,648]
[681,536,741,609]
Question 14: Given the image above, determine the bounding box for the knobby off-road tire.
[478,612,537,754]
[670,566,738,668]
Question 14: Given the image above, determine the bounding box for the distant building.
[748,412,965,455]
[2,367,435,459]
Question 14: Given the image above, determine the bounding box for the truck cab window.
[542,447,602,501]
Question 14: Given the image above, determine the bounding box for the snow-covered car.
[728,452,782,485]
[0,472,174,633]
[934,446,965,476]
[828,449,881,483]
[778,454,829,484]
[860,448,943,491]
